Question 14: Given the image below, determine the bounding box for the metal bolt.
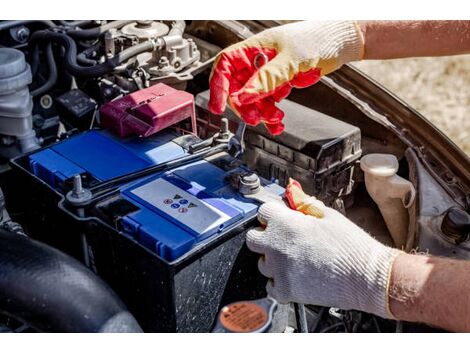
[9,26,30,43]
[158,57,170,68]
[39,94,53,109]
[66,174,92,206]
[16,27,30,42]
[220,118,229,133]
[214,118,232,144]
[72,175,84,198]
[219,118,231,139]
[238,172,261,195]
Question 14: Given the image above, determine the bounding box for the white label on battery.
[131,178,231,236]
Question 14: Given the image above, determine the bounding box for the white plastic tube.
[360,154,416,248]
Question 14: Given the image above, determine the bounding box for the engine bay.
[0,20,469,333]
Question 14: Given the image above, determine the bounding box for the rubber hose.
[0,229,143,332]
[66,20,135,39]
[30,45,40,77]
[168,20,186,37]
[0,20,55,31]
[77,53,99,67]
[56,20,94,28]
[30,31,157,77]
[30,43,58,97]
[77,43,101,66]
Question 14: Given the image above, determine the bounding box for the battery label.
[131,178,232,236]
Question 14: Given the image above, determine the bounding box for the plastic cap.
[360,153,399,177]
[0,48,31,94]
[121,21,169,39]
[0,48,26,79]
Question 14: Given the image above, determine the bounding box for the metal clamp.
[228,121,246,158]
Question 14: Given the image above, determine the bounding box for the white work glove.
[246,201,401,319]
[209,20,365,135]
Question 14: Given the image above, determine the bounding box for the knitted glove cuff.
[272,20,365,65]
[352,248,401,318]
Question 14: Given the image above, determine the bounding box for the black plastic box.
[56,89,97,130]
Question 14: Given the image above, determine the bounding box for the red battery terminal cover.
[100,83,197,138]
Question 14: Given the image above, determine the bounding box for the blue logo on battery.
[179,199,189,205]
[171,203,180,209]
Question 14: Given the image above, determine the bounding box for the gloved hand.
[246,201,401,318]
[208,21,365,135]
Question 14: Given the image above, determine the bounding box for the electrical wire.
[294,303,308,333]
[310,307,327,333]
[89,107,98,130]
[319,322,345,333]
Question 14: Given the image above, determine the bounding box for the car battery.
[11,129,283,332]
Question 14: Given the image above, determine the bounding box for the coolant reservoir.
[360,154,416,248]
[0,48,38,156]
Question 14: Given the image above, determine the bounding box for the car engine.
[0,20,468,333]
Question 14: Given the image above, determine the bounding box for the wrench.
[227,52,269,159]
[228,121,246,158]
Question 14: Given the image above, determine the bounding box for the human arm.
[361,20,470,59]
[390,252,470,332]
[246,201,470,332]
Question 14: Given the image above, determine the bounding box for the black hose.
[30,30,157,78]
[30,43,58,97]
[77,53,98,67]
[67,20,134,39]
[77,43,101,66]
[0,20,55,31]
[56,20,94,28]
[0,228,143,332]
[30,45,40,77]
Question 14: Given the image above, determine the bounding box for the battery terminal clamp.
[188,117,233,154]
[229,171,283,204]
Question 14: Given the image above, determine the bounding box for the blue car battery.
[27,129,282,261]
[13,128,284,332]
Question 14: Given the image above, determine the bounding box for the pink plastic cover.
[100,83,197,138]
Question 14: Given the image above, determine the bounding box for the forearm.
[359,20,470,59]
[389,253,470,332]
